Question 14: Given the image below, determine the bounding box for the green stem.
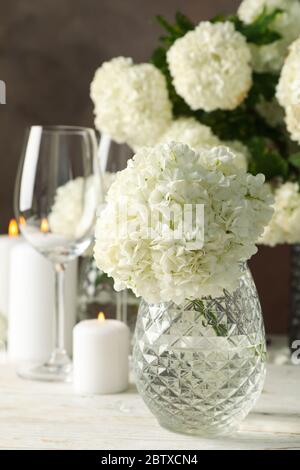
[187,299,228,337]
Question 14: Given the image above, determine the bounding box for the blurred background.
[0,0,289,333]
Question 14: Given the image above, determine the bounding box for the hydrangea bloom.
[158,118,248,170]
[135,118,248,170]
[276,37,300,142]
[90,57,172,148]
[238,0,300,72]
[159,117,220,148]
[284,105,300,143]
[260,182,300,246]
[277,37,300,107]
[223,140,249,171]
[166,21,252,112]
[94,143,273,304]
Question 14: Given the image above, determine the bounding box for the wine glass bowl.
[14,125,100,381]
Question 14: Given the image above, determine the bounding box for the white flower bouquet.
[91,1,300,247]
[94,143,273,304]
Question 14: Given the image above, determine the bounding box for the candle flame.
[98,312,105,321]
[8,219,19,237]
[19,216,26,226]
[40,218,49,233]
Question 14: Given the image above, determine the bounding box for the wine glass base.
[17,361,72,383]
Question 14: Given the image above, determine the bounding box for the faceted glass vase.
[133,265,266,437]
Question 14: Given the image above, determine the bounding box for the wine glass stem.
[54,262,66,354]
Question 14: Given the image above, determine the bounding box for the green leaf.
[289,152,300,168]
[213,7,283,45]
[95,271,114,287]
[175,11,194,32]
[155,15,178,36]
[196,104,282,145]
[240,7,283,45]
[155,12,194,48]
[246,72,279,106]
[247,137,288,179]
[151,47,168,71]
[211,13,236,24]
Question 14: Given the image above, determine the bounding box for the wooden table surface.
[0,352,299,450]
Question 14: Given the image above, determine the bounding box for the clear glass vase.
[133,264,266,437]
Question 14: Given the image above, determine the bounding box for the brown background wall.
[0,0,289,333]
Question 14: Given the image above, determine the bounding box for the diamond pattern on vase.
[133,264,266,436]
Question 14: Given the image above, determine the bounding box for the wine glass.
[14,125,101,382]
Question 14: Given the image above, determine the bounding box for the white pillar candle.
[0,220,22,318]
[73,314,130,394]
[8,241,77,362]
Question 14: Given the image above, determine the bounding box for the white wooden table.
[0,346,299,450]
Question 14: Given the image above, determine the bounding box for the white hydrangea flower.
[260,182,300,246]
[223,140,249,171]
[159,117,220,148]
[136,117,247,170]
[90,57,172,148]
[276,37,300,142]
[238,0,300,72]
[277,37,300,107]
[284,105,300,143]
[94,143,273,304]
[158,118,248,170]
[49,173,115,238]
[166,21,252,112]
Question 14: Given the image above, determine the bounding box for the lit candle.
[40,218,49,233]
[0,220,21,318]
[8,242,78,362]
[73,312,130,394]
